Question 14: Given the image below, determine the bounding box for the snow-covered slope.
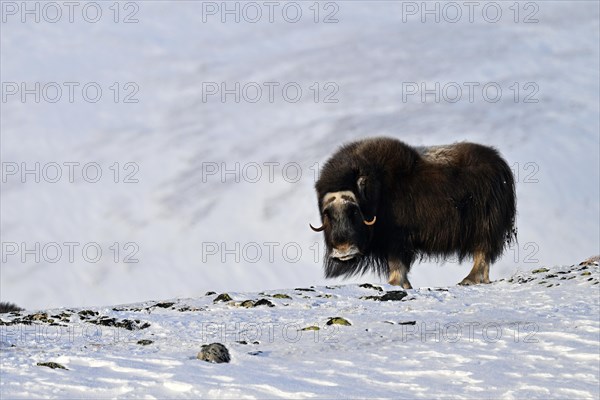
[1,1,599,309]
[1,260,598,399]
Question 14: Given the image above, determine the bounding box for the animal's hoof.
[458,278,477,286]
[388,278,402,286]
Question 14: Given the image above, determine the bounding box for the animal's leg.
[388,259,413,289]
[459,251,490,285]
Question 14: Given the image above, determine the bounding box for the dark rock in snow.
[326,317,351,326]
[197,343,230,363]
[154,302,175,309]
[359,283,383,292]
[37,362,68,370]
[254,299,275,307]
[380,291,408,301]
[213,293,232,303]
[239,300,255,308]
[271,294,292,299]
[361,291,408,301]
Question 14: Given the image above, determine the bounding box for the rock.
[326,317,351,326]
[532,268,550,274]
[359,283,383,291]
[361,291,407,302]
[30,313,48,321]
[254,299,275,307]
[579,255,600,266]
[360,295,382,301]
[300,325,320,331]
[86,316,150,331]
[197,343,230,364]
[239,300,255,308]
[205,291,217,296]
[78,310,99,318]
[271,294,292,299]
[294,288,316,292]
[137,339,153,346]
[213,293,232,303]
[155,302,175,308]
[398,321,417,325]
[380,291,408,301]
[177,306,202,312]
[37,362,68,370]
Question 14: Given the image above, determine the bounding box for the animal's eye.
[323,209,331,219]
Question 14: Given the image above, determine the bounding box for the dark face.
[318,191,374,261]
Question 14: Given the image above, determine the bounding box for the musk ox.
[310,137,516,288]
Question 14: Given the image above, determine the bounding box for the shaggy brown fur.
[312,137,516,287]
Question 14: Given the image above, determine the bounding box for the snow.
[1,261,598,398]
[1,3,599,312]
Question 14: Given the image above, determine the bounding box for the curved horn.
[309,223,325,232]
[363,216,377,226]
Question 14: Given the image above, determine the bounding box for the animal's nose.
[335,243,352,252]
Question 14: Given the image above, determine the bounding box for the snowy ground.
[1,1,599,310]
[1,259,598,399]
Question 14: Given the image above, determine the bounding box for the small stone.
[326,317,351,326]
[360,295,382,301]
[205,291,217,296]
[359,283,383,291]
[294,288,316,292]
[581,271,592,276]
[579,256,600,266]
[272,294,292,299]
[155,302,175,309]
[137,339,153,346]
[254,299,275,307]
[300,325,320,331]
[239,300,255,308]
[532,268,550,274]
[197,343,230,364]
[37,362,68,370]
[31,313,48,321]
[380,291,408,301]
[78,310,99,318]
[398,321,417,325]
[213,293,232,303]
